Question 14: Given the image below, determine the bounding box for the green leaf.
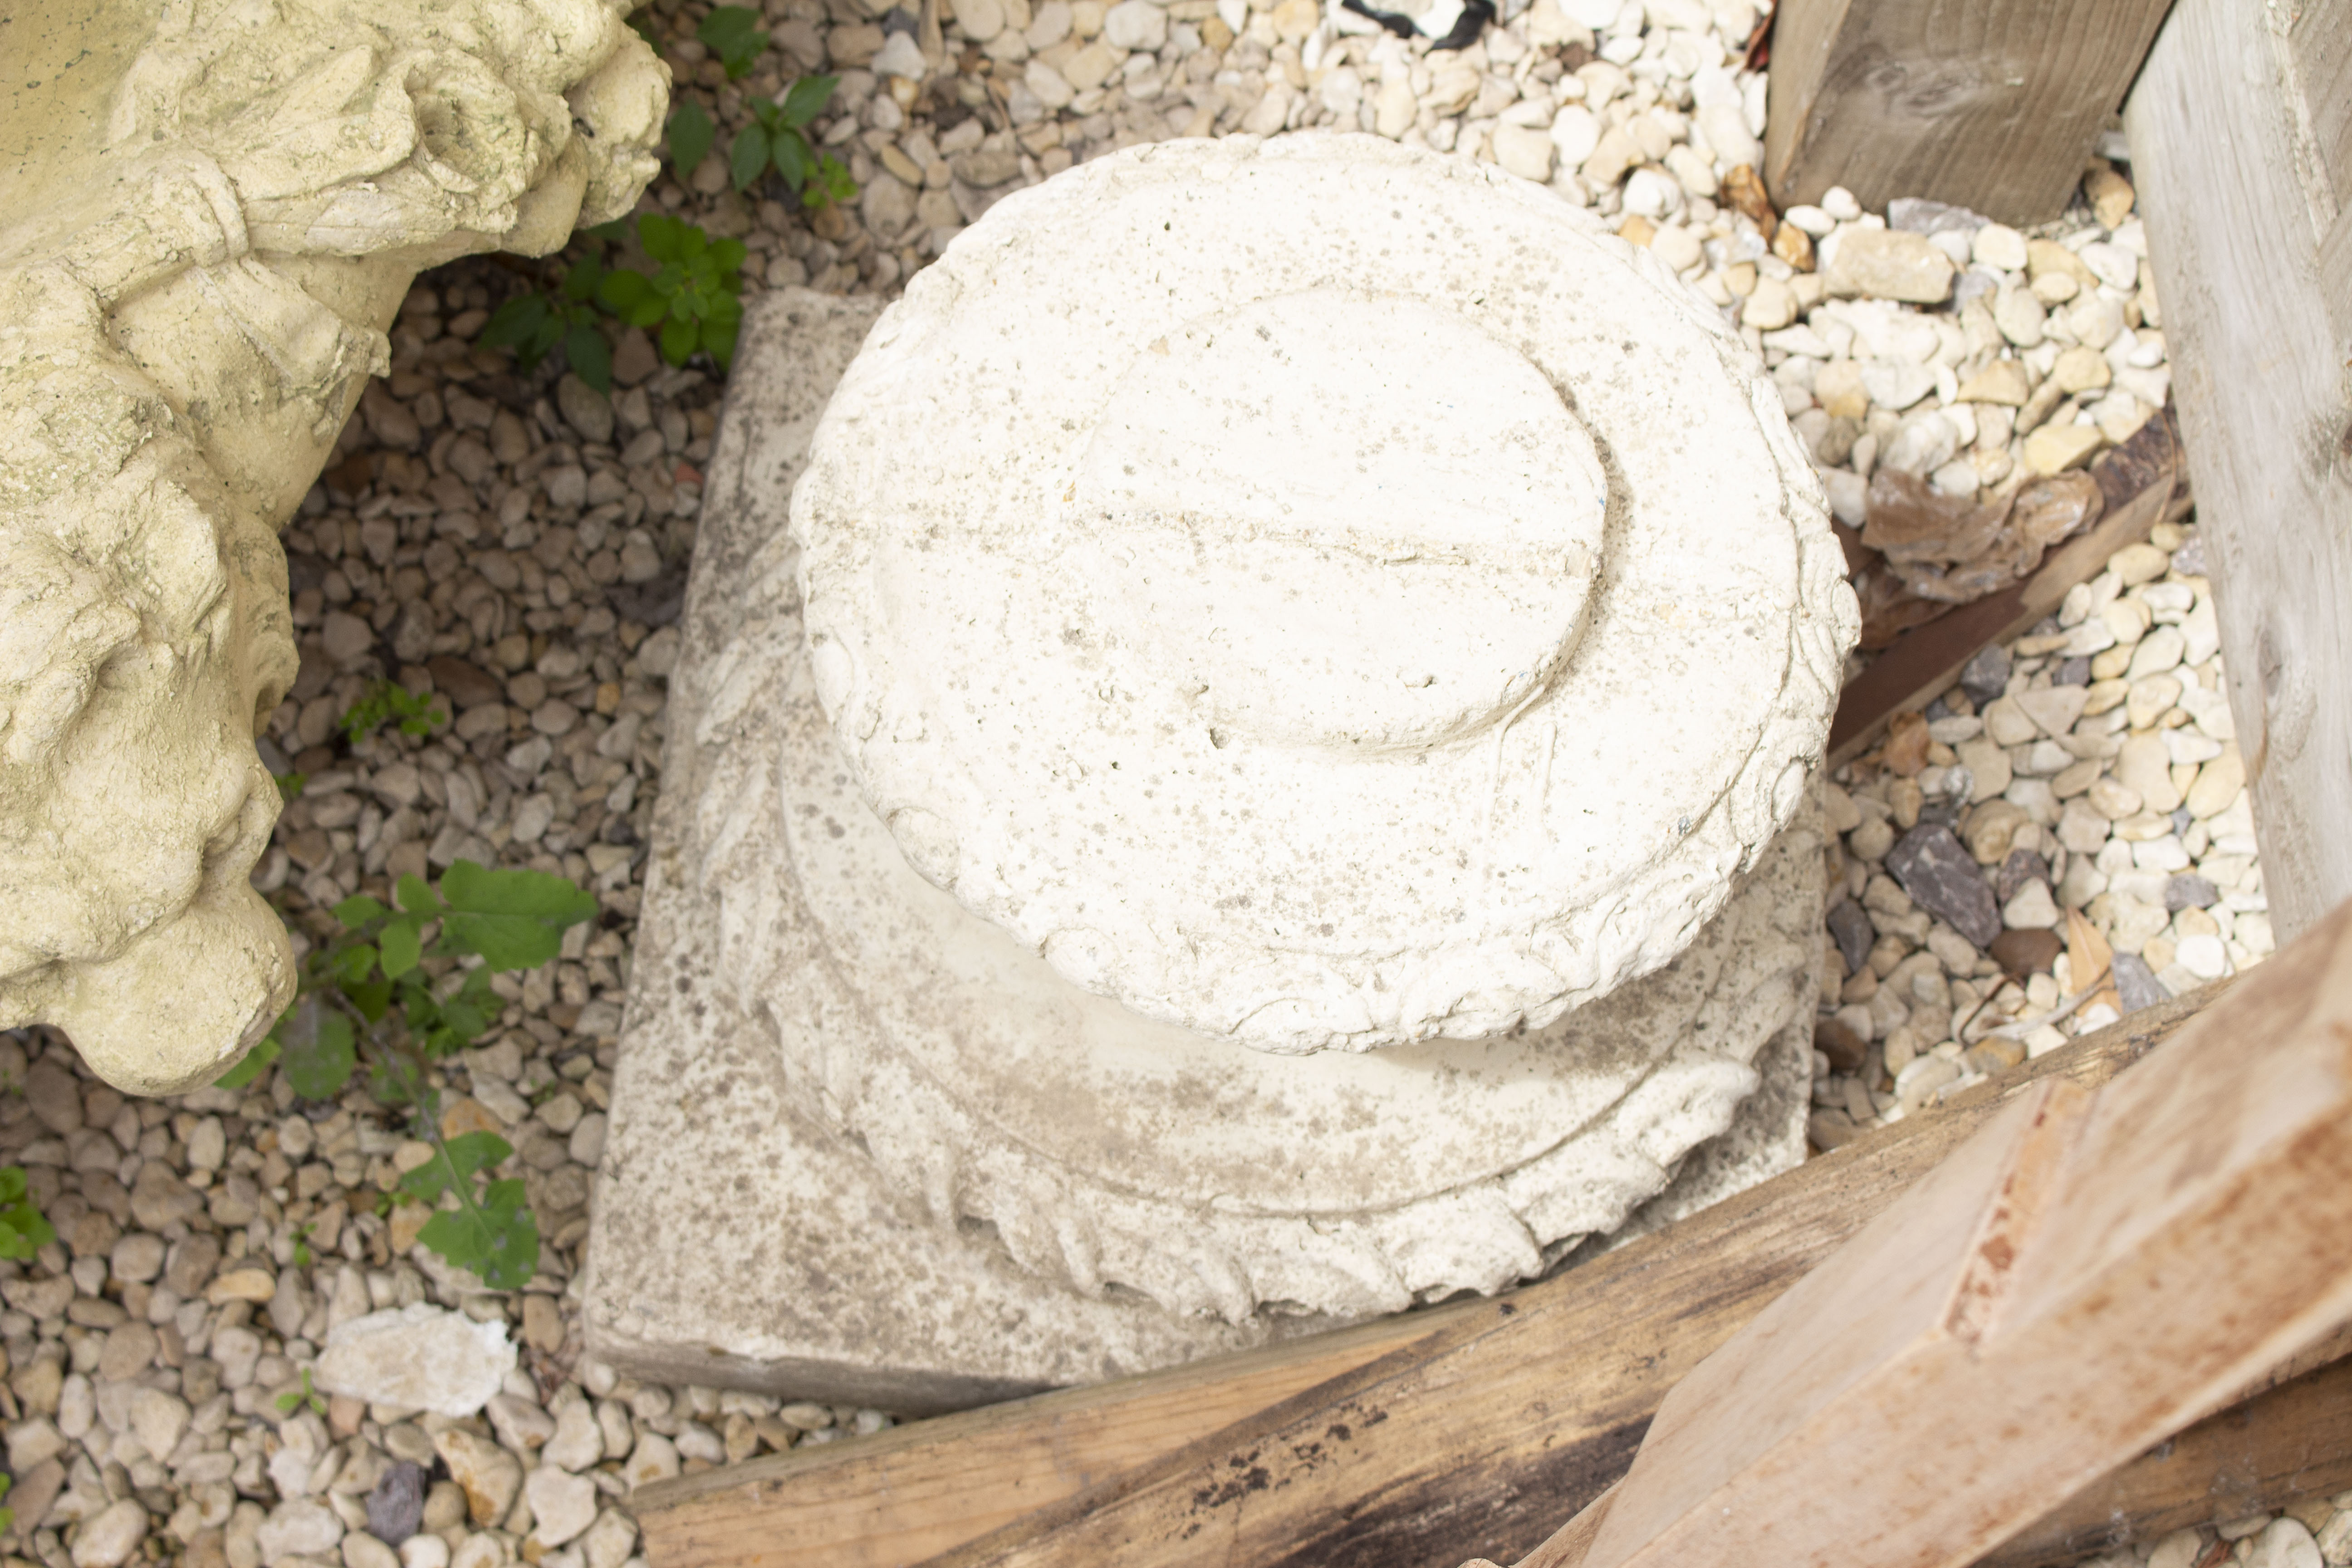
[349,976,394,1024]
[712,235,749,275]
[819,155,859,206]
[771,127,812,192]
[417,1180,540,1289]
[0,1165,53,1264]
[779,73,839,129]
[598,268,655,314]
[437,861,599,971]
[565,323,613,394]
[706,311,742,372]
[214,1036,280,1089]
[334,894,388,928]
[697,5,770,76]
[560,257,606,302]
[332,944,380,990]
[279,1000,357,1101]
[667,99,715,176]
[400,1132,513,1205]
[477,294,550,350]
[729,123,770,192]
[339,679,445,746]
[379,917,424,980]
[659,315,697,366]
[639,212,687,263]
[396,874,441,916]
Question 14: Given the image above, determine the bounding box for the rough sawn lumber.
[2127,0,2352,947]
[1499,897,2352,1568]
[1761,0,2175,225]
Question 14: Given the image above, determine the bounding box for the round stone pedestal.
[758,136,1856,1321]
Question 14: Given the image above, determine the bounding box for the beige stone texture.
[0,0,665,1092]
[585,291,1827,1401]
[794,136,1857,1057]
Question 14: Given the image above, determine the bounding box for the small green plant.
[662,5,772,172]
[340,680,449,747]
[1,1470,14,1535]
[595,215,748,372]
[274,771,308,803]
[699,5,771,76]
[292,1222,315,1269]
[0,1166,54,1261]
[477,251,620,393]
[220,861,598,1289]
[276,1367,328,1417]
[730,76,855,207]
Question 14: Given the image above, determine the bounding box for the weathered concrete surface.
[0,0,666,1093]
[585,287,1823,1401]
[794,135,1857,1055]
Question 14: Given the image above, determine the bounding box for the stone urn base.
[581,292,1823,1410]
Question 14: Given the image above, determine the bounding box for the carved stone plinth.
[588,140,1856,1406]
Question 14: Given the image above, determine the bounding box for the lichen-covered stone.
[0,0,666,1092]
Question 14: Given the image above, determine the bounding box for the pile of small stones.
[0,0,2296,1564]
[1805,515,2268,1150]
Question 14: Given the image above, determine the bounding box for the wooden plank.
[632,1306,1473,1568]
[1825,407,2186,769]
[1984,1347,2352,1564]
[1503,899,2352,1568]
[1760,0,2176,225]
[643,985,2218,1568]
[2127,0,2352,946]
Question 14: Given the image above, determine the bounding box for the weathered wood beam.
[1500,899,2352,1568]
[2127,0,2352,946]
[1763,0,2176,225]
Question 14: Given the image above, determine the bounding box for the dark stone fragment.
[2165,874,2220,913]
[284,551,330,596]
[2171,534,2207,576]
[2055,657,2092,686]
[1815,1015,1867,1074]
[1826,899,1875,977]
[1958,644,2011,707]
[2171,806,2194,834]
[1886,823,2001,948]
[2112,951,2171,1016]
[368,1461,426,1545]
[1994,848,2053,906]
[608,559,689,627]
[1989,926,2064,979]
[426,656,505,710]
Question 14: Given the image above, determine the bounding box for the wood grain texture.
[632,1308,1470,1568]
[2128,0,2352,949]
[1826,407,2188,769]
[1762,0,2175,225]
[755,987,2215,1568]
[1507,901,2352,1568]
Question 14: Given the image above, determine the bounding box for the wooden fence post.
[2125,0,2352,946]
[1763,0,2176,225]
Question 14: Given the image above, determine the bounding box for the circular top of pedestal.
[791,135,1857,1053]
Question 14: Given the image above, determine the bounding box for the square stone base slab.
[581,290,1813,1415]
